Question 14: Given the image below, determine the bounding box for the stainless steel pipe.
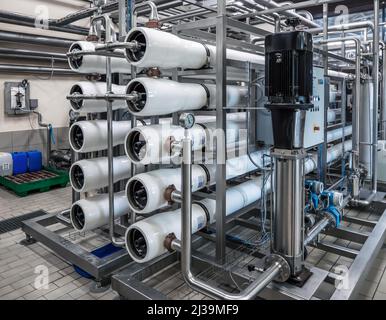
[172,136,287,300]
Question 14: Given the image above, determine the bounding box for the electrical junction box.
[256,66,326,149]
[303,66,325,149]
[4,81,31,115]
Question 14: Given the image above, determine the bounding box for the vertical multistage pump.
[265,28,314,283]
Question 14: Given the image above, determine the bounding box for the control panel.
[256,66,326,149]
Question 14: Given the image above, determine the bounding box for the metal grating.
[0,210,47,234]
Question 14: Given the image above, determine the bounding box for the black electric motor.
[265,30,314,150]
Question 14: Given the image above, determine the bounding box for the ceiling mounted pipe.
[124,118,246,165]
[70,191,129,232]
[68,41,132,74]
[69,120,131,153]
[126,149,268,214]
[124,27,264,69]
[69,82,127,113]
[126,77,248,116]
[70,156,132,193]
[125,140,353,263]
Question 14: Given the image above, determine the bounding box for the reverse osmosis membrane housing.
[126,150,268,214]
[124,118,246,165]
[70,191,130,232]
[125,77,248,116]
[70,156,131,193]
[68,41,132,74]
[69,82,127,113]
[69,120,131,153]
[124,27,264,69]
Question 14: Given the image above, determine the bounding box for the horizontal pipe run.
[0,30,73,47]
[0,48,66,60]
[304,217,332,246]
[0,64,77,75]
[0,11,89,35]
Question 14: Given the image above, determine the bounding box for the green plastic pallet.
[0,167,69,197]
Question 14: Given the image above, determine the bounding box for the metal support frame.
[21,213,132,285]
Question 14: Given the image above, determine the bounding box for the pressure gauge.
[179,113,195,129]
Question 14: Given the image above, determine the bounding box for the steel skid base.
[21,211,132,286]
[111,199,386,300]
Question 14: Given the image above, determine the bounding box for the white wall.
[0,0,89,133]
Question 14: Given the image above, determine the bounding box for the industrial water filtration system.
[20,0,386,302]
[265,28,314,282]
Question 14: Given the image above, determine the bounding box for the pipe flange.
[164,233,177,252]
[164,185,177,204]
[145,20,162,29]
[146,67,161,78]
[264,254,290,283]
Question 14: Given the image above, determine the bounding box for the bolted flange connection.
[164,233,177,252]
[264,254,291,283]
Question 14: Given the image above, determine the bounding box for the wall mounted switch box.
[4,81,31,115]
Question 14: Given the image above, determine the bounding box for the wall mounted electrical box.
[4,80,37,116]
[257,66,326,149]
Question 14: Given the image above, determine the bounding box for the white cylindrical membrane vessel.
[126,150,268,214]
[69,120,131,153]
[126,165,208,214]
[327,125,352,143]
[125,141,353,263]
[70,191,129,232]
[125,77,248,116]
[124,119,246,165]
[328,109,337,123]
[68,41,132,74]
[70,156,131,193]
[124,27,264,69]
[125,176,267,263]
[69,82,127,113]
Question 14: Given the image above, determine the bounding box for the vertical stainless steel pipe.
[92,14,125,247]
[372,0,380,194]
[271,150,306,276]
[175,135,285,300]
[382,47,386,140]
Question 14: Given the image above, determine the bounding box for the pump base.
[287,267,313,288]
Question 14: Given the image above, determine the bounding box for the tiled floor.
[0,186,117,300]
[0,185,386,300]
